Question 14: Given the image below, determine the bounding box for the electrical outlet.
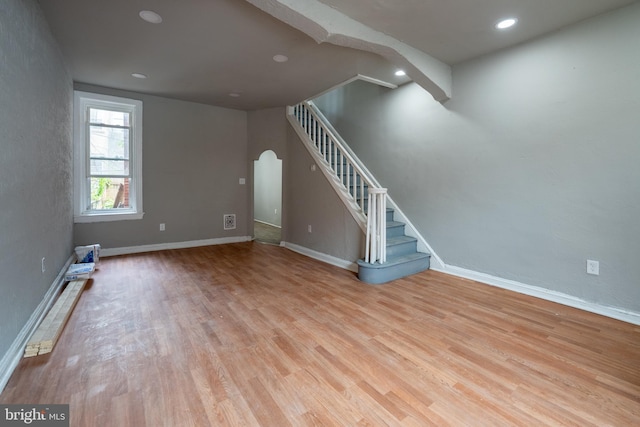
[239,178,246,185]
[41,257,46,273]
[586,260,599,275]
[308,225,312,233]
[159,223,165,231]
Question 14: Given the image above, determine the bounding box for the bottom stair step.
[357,252,430,285]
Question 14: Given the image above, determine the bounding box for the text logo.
[0,405,68,427]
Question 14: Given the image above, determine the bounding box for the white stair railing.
[365,187,388,264]
[288,101,386,264]
[290,102,370,214]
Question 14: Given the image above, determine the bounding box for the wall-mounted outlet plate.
[586,259,599,275]
[159,223,165,231]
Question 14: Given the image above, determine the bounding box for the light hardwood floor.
[1,242,639,426]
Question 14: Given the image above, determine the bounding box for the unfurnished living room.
[1,0,639,426]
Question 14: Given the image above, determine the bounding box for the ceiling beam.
[245,0,452,102]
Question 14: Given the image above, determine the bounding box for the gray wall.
[74,84,249,248]
[285,126,363,262]
[254,151,282,227]
[248,108,288,160]
[314,3,640,311]
[0,1,73,358]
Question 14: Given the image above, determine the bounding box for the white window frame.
[73,91,144,222]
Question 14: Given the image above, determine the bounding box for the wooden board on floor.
[24,279,88,357]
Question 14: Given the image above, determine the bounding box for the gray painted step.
[386,235,418,258]
[386,221,406,238]
[357,207,430,284]
[357,252,430,285]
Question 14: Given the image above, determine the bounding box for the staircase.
[356,207,430,284]
[287,101,430,284]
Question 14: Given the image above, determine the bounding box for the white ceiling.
[38,0,636,110]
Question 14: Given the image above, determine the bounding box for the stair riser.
[358,256,430,285]
[387,224,406,238]
[387,240,418,258]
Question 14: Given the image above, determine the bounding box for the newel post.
[365,187,387,264]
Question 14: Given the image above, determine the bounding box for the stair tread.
[387,235,417,246]
[386,220,405,228]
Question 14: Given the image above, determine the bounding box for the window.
[73,91,143,222]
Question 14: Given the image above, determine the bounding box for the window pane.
[89,108,130,127]
[90,159,130,176]
[89,125,129,160]
[89,177,131,210]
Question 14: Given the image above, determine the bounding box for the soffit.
[317,0,637,64]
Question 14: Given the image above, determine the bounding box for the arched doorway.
[253,150,282,244]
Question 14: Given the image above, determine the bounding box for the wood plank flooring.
[1,242,639,426]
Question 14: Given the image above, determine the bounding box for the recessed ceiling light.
[229,93,240,98]
[273,54,289,63]
[395,70,406,77]
[495,18,517,30]
[131,73,147,79]
[139,10,163,24]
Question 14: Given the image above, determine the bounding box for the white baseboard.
[282,242,358,272]
[100,236,253,257]
[433,264,640,326]
[0,254,75,394]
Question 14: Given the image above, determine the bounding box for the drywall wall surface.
[0,0,73,359]
[285,126,363,263]
[73,84,249,248]
[248,107,288,161]
[314,3,640,311]
[254,151,282,227]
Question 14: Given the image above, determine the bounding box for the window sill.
[74,211,144,223]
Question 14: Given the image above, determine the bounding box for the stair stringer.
[308,101,445,270]
[286,111,367,234]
